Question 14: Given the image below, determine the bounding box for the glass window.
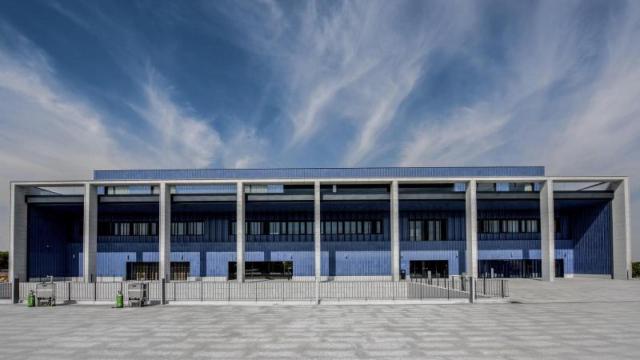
[269,222,280,235]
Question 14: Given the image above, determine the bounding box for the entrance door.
[126,261,190,281]
[228,261,293,280]
[409,260,449,278]
[478,259,565,278]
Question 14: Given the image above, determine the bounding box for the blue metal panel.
[572,201,612,275]
[94,166,545,180]
[27,205,82,279]
[400,241,465,275]
[321,242,391,276]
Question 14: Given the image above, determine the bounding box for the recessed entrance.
[409,260,449,278]
[228,261,293,280]
[125,261,191,281]
[478,259,564,278]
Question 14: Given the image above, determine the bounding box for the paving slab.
[1,279,639,359]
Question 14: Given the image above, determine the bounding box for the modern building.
[9,166,632,284]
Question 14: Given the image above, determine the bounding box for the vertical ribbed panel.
[572,201,612,275]
[94,166,545,180]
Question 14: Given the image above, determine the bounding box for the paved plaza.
[1,278,639,359]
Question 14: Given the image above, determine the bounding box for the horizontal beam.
[26,196,84,203]
[20,190,617,205]
[99,195,159,203]
[173,195,236,202]
[10,175,629,188]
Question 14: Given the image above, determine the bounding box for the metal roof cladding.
[94,166,545,180]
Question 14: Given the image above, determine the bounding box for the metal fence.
[0,282,11,299]
[409,277,509,298]
[12,278,508,304]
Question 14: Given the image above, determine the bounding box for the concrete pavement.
[1,278,639,359]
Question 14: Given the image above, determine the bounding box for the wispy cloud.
[213,2,477,164]
[0,21,266,249]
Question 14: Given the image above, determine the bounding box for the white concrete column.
[390,180,400,281]
[540,180,555,282]
[314,181,321,281]
[83,183,98,282]
[236,182,245,282]
[159,183,172,281]
[465,180,478,278]
[9,184,28,282]
[611,179,632,279]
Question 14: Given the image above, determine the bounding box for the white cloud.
[0,28,266,250]
[399,1,640,258]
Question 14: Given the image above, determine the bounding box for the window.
[269,222,280,235]
[479,219,540,234]
[409,220,446,241]
[480,220,500,234]
[98,221,159,236]
[249,221,262,235]
[228,220,384,237]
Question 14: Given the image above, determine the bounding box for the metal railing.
[0,282,11,299]
[476,277,509,298]
[409,277,509,298]
[12,278,508,304]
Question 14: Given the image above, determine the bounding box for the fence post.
[200,280,204,302]
[501,280,505,298]
[68,282,71,302]
[255,282,258,302]
[227,281,230,302]
[469,277,475,304]
[447,279,450,300]
[160,278,165,305]
[93,281,97,302]
[12,278,19,304]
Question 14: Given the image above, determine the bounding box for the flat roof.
[94,166,545,181]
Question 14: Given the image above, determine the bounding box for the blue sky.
[0,1,639,257]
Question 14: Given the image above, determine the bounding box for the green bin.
[116,291,124,308]
[27,291,35,307]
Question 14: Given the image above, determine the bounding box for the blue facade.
[24,166,617,280]
[26,198,613,280]
[94,166,544,181]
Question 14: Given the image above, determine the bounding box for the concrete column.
[9,184,28,283]
[611,179,632,279]
[159,183,172,281]
[540,180,555,282]
[390,180,400,281]
[314,181,321,281]
[236,182,245,282]
[83,183,98,283]
[465,180,478,278]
